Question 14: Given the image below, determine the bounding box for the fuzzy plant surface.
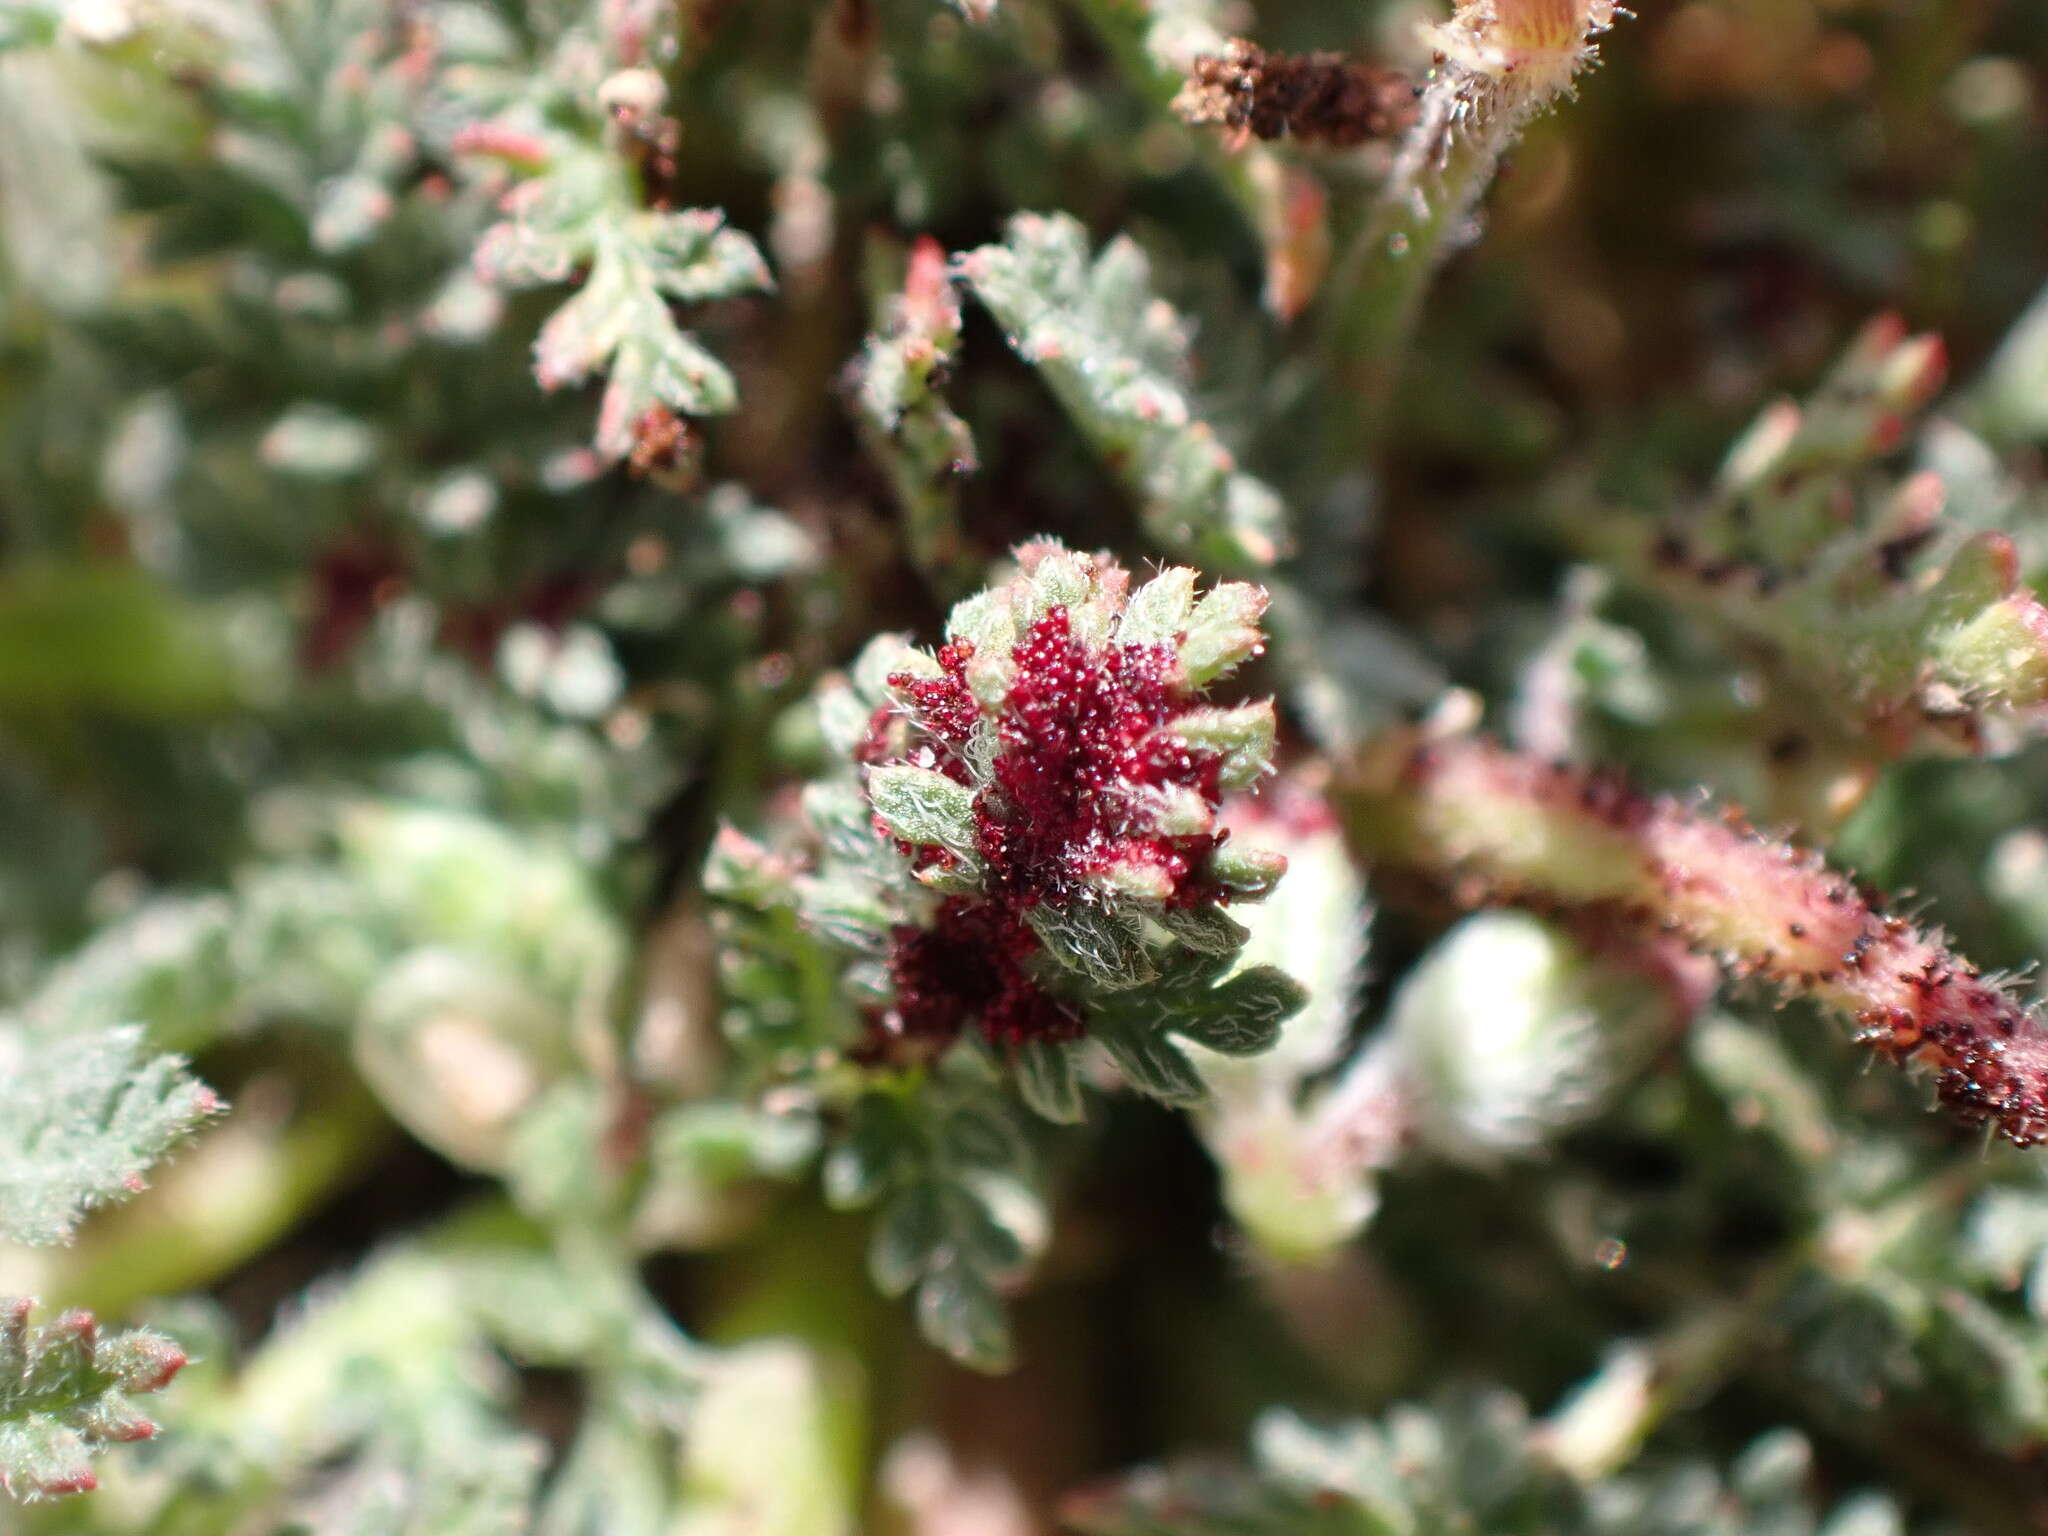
[814,541,1299,1087]
[10,0,2048,1529]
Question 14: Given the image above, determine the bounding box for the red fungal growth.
[872,605,1234,1047]
[1346,731,2048,1147]
[888,640,982,767]
[979,609,1220,903]
[889,901,1084,1047]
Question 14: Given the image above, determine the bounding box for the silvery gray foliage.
[0,1026,219,1248]
[961,216,1292,570]
[1065,1390,1926,1536]
[6,0,2048,1526]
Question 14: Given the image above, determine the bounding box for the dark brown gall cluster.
[1174,40,1417,149]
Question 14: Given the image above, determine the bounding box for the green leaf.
[1026,902,1157,990]
[1118,568,1198,647]
[0,1300,188,1501]
[828,1072,1046,1372]
[703,826,796,908]
[641,209,773,300]
[478,144,770,460]
[505,1083,614,1227]
[854,236,978,588]
[1156,904,1251,957]
[1026,548,1094,622]
[1563,317,2048,764]
[960,214,1291,566]
[1179,583,1271,686]
[646,1103,819,1189]
[1173,967,1307,1056]
[946,590,1018,655]
[1088,955,1304,1106]
[870,1181,947,1297]
[802,781,888,865]
[914,1258,1013,1374]
[337,802,623,1010]
[941,1103,1028,1172]
[1688,1015,1835,1168]
[221,1243,551,1531]
[1095,1021,1207,1107]
[608,317,738,416]
[0,1025,221,1246]
[1015,1039,1085,1124]
[941,1191,1019,1279]
[865,764,980,863]
[1205,845,1289,900]
[1169,702,1279,791]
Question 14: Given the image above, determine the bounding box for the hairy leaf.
[865,763,980,865]
[0,1024,221,1246]
[961,214,1290,568]
[0,1301,188,1501]
[1014,1039,1085,1124]
[1026,901,1157,990]
[475,144,770,461]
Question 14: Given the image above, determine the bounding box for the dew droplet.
[1386,231,1411,257]
[1593,1237,1628,1271]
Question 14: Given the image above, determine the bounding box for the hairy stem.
[1325,89,1501,447]
[1340,730,2048,1145]
[1324,0,1618,452]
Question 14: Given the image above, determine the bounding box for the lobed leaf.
[1014,1039,1086,1124]
[865,763,980,866]
[0,1025,221,1247]
[1026,901,1158,990]
[0,1300,188,1502]
[475,140,770,461]
[960,214,1290,568]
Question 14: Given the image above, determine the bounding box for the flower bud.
[838,541,1290,1054]
[1423,0,1618,107]
[352,949,565,1169]
[1385,911,1662,1163]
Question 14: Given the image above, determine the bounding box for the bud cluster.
[1422,0,1619,119]
[711,544,1305,1121]
[856,542,1286,1051]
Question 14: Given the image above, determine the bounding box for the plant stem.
[1341,728,2048,1146]
[1324,87,1503,452]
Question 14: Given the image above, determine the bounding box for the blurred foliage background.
[8,0,2048,1530]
